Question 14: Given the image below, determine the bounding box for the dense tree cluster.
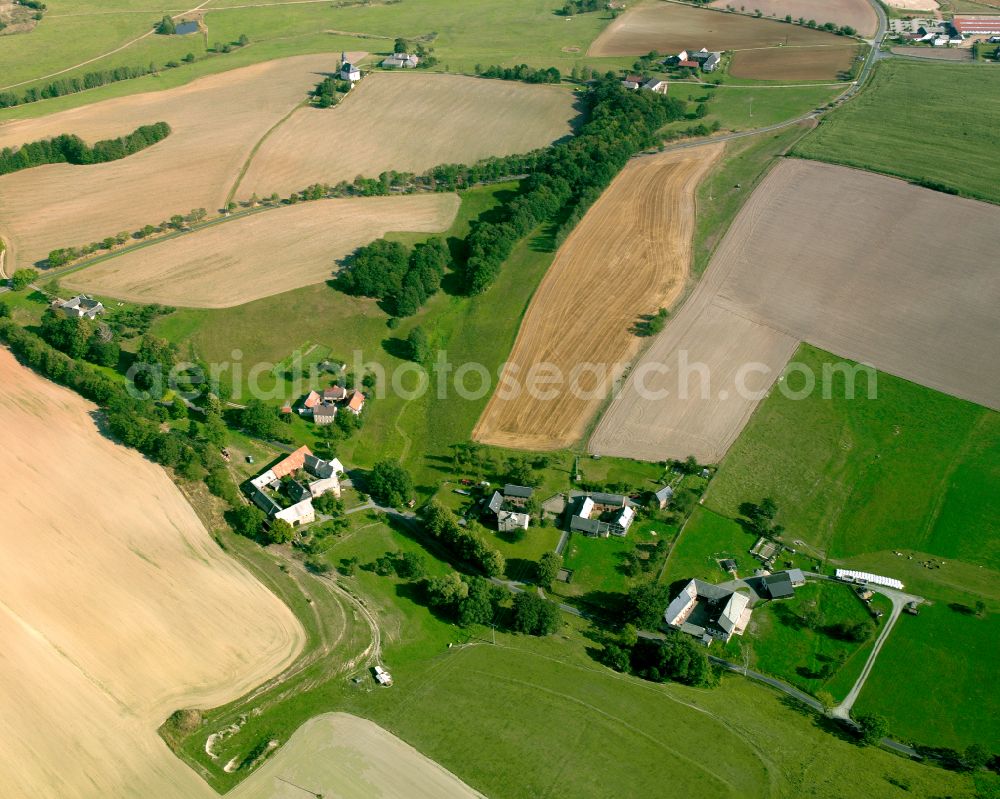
[557,0,603,14]
[460,78,686,294]
[627,633,712,685]
[367,460,413,507]
[0,122,171,177]
[423,572,506,626]
[337,237,448,316]
[421,501,506,577]
[477,64,562,84]
[39,310,120,367]
[310,76,351,107]
[623,581,672,629]
[9,268,36,291]
[511,592,562,635]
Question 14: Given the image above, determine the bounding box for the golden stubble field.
[707,0,878,37]
[67,193,461,307]
[237,72,579,199]
[591,159,1000,463]
[0,54,343,271]
[0,348,304,798]
[472,143,723,451]
[228,713,484,799]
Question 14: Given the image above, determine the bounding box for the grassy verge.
[792,59,1000,204]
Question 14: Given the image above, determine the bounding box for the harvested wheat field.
[591,159,1000,463]
[730,44,860,80]
[237,72,578,199]
[67,193,460,308]
[588,1,847,56]
[708,0,877,36]
[0,348,303,798]
[885,0,939,8]
[229,713,484,799]
[473,144,722,451]
[0,54,351,271]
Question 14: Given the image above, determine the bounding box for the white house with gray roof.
[664,579,752,644]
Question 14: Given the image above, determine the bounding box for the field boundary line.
[226,99,309,205]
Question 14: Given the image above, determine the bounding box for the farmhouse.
[952,15,1000,35]
[51,295,104,319]
[485,485,534,531]
[248,446,344,527]
[664,579,752,644]
[642,78,669,94]
[382,53,420,68]
[301,386,364,422]
[761,571,795,600]
[568,491,636,537]
[346,390,366,415]
[312,403,337,426]
[654,485,674,509]
[689,48,722,72]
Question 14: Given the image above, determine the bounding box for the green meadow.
[793,59,1000,204]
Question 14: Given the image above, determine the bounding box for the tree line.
[557,0,603,15]
[0,121,171,177]
[421,501,506,578]
[337,237,448,317]
[475,64,562,84]
[460,77,686,294]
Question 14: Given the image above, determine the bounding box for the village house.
[300,385,364,423]
[51,295,104,320]
[382,52,420,68]
[340,55,361,82]
[485,484,534,531]
[248,446,344,527]
[642,78,668,94]
[663,579,752,644]
[569,491,635,538]
[653,485,674,509]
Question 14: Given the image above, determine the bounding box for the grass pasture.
[237,72,580,199]
[853,600,1000,750]
[794,59,1000,204]
[67,193,461,308]
[705,345,1000,570]
[662,506,752,584]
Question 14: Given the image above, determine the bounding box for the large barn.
[952,15,1000,35]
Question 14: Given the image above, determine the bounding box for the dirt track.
[67,193,460,308]
[237,72,577,199]
[591,159,1000,463]
[0,348,303,798]
[472,144,722,451]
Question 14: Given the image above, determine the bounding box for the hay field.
[587,2,847,56]
[67,193,460,308]
[237,72,578,199]
[0,54,335,270]
[730,44,860,80]
[708,0,877,36]
[591,159,1000,462]
[472,144,722,451]
[0,348,303,798]
[229,713,484,799]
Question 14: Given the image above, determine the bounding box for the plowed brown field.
[237,72,578,199]
[708,0,878,37]
[0,348,303,798]
[588,2,847,57]
[591,160,1000,463]
[730,44,861,80]
[67,193,460,308]
[0,54,347,272]
[472,143,722,451]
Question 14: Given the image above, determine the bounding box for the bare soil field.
[237,72,578,199]
[591,159,1000,462]
[229,713,484,799]
[587,1,848,56]
[67,193,460,308]
[0,348,303,798]
[885,0,939,8]
[729,44,860,80]
[891,46,972,60]
[708,0,878,36]
[0,54,340,271]
[472,144,722,451]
